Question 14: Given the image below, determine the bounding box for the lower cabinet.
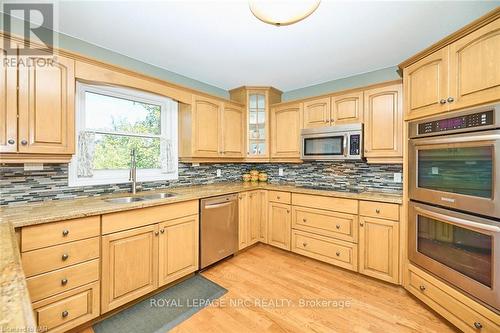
[239,190,268,250]
[267,202,291,250]
[358,216,399,284]
[101,224,159,313]
[238,192,249,250]
[158,215,199,286]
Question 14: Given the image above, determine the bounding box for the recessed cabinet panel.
[268,202,291,250]
[332,92,363,124]
[303,97,330,128]
[0,48,17,153]
[222,104,245,157]
[18,53,75,154]
[271,103,303,159]
[193,97,221,157]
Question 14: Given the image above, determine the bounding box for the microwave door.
[302,135,344,159]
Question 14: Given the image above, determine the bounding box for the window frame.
[68,82,178,187]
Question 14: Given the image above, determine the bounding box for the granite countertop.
[0,182,401,331]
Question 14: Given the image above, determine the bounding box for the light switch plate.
[216,169,222,177]
[191,163,200,167]
[278,168,284,176]
[24,163,44,171]
[393,172,402,183]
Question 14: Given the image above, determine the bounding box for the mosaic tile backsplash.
[0,162,402,205]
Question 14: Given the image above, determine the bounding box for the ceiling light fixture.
[249,0,321,27]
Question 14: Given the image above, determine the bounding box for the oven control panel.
[349,134,360,155]
[418,110,494,135]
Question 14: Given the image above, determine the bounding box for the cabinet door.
[303,97,330,128]
[221,103,245,157]
[271,103,303,159]
[0,48,17,153]
[359,216,399,284]
[192,95,221,157]
[258,190,268,243]
[248,191,262,246]
[364,84,403,161]
[449,19,500,110]
[101,224,158,313]
[403,47,449,120]
[158,215,199,286]
[331,91,363,124]
[18,53,75,154]
[268,202,291,250]
[238,192,249,250]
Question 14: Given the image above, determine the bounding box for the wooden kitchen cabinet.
[101,224,159,313]
[158,215,199,286]
[238,192,249,250]
[0,48,18,153]
[18,53,75,155]
[270,102,303,161]
[358,216,399,284]
[363,84,403,163]
[303,97,330,128]
[221,102,245,157]
[268,202,291,250]
[248,190,265,246]
[331,91,364,124]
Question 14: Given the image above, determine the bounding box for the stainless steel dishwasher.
[200,194,239,269]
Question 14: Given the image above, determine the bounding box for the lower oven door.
[409,129,500,218]
[409,201,500,310]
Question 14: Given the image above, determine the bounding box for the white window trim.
[68,82,178,187]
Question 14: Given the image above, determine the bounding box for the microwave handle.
[343,134,348,157]
[414,206,500,233]
[414,133,500,145]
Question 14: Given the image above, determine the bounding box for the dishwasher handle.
[203,201,234,210]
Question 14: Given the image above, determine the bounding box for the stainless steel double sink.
[104,192,177,204]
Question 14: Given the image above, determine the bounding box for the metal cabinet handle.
[447,97,454,103]
[154,231,159,236]
[419,285,426,291]
[336,224,340,229]
[160,229,165,234]
[61,278,68,286]
[302,218,307,223]
[335,251,340,257]
[439,99,447,104]
[360,223,364,227]
[62,229,69,237]
[286,209,290,213]
[375,209,380,214]
[61,253,69,261]
[21,139,28,145]
[473,322,483,329]
[277,196,281,199]
[7,139,15,145]
[62,310,69,318]
[302,242,307,247]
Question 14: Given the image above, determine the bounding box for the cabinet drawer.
[33,281,100,333]
[21,216,100,252]
[292,193,358,214]
[268,191,291,204]
[22,237,100,277]
[27,259,99,302]
[359,201,399,221]
[408,267,500,333]
[292,206,358,243]
[291,230,357,271]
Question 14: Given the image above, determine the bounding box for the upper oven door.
[301,132,347,160]
[409,129,500,218]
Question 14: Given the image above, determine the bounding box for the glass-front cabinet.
[229,87,282,161]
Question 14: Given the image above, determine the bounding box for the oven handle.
[413,133,500,145]
[343,134,348,157]
[415,207,500,233]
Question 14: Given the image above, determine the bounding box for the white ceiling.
[53,0,498,92]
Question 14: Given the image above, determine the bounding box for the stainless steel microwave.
[300,124,363,161]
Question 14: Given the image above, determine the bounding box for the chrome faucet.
[129,149,137,194]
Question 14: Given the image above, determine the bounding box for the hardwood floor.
[81,244,458,333]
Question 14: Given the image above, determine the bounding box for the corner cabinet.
[403,18,500,120]
[0,51,76,162]
[179,95,245,161]
[229,86,282,162]
[238,190,268,250]
[363,84,403,163]
[270,102,303,161]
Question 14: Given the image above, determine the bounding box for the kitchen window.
[69,83,178,186]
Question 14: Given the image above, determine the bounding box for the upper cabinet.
[179,95,245,161]
[270,102,303,161]
[403,17,500,120]
[332,91,364,124]
[0,51,76,162]
[229,86,282,161]
[364,84,403,163]
[303,97,330,128]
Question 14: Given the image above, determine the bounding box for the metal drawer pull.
[335,224,340,229]
[62,229,69,236]
[62,310,69,318]
[61,253,69,261]
[419,285,426,291]
[160,229,165,234]
[21,139,28,145]
[439,99,447,104]
[277,196,281,199]
[473,322,483,329]
[302,218,307,223]
[7,139,15,144]
[360,222,364,227]
[154,231,159,236]
[61,278,68,286]
[447,97,454,103]
[335,251,340,257]
[302,242,307,247]
[375,209,380,214]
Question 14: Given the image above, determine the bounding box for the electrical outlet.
[278,168,284,176]
[191,163,200,167]
[393,172,402,183]
[24,163,44,171]
[216,169,222,177]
